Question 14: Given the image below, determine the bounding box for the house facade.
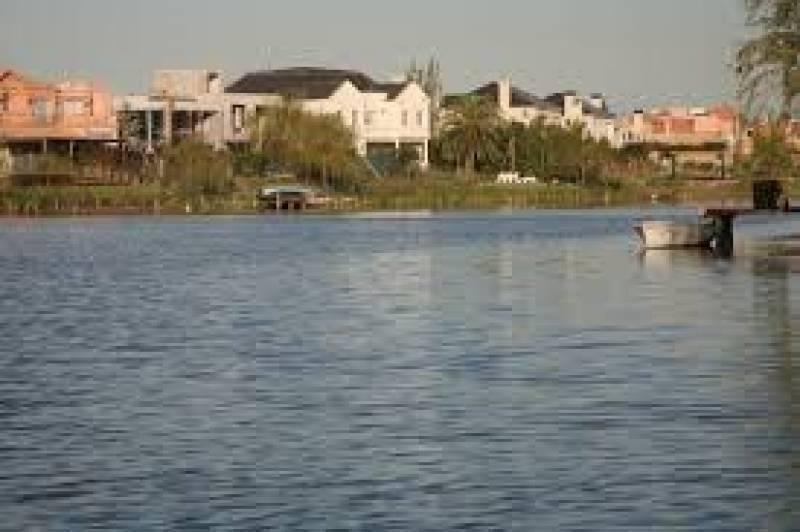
[618,105,743,170]
[226,68,432,167]
[451,78,621,146]
[115,70,274,152]
[471,79,562,126]
[0,69,117,153]
[544,91,619,146]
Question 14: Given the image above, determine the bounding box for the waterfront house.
[226,67,432,168]
[0,69,117,155]
[115,70,273,152]
[618,105,743,174]
[544,91,620,146]
[470,79,562,126]
[447,78,621,146]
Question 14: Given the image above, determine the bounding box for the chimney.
[498,78,511,110]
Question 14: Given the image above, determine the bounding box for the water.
[1,210,799,531]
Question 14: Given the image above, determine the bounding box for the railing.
[10,154,74,176]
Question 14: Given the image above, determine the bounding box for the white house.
[454,78,621,147]
[472,79,562,126]
[544,90,621,147]
[226,68,432,167]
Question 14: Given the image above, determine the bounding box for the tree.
[737,0,800,117]
[406,57,444,134]
[747,122,795,178]
[247,100,367,191]
[439,95,503,173]
[162,138,233,197]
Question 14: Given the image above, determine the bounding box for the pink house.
[0,69,117,153]
[621,104,741,149]
[619,104,745,174]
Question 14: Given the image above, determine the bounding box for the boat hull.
[635,220,715,250]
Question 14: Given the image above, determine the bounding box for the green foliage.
[247,101,369,192]
[437,95,503,173]
[738,0,800,117]
[433,111,631,184]
[745,123,795,178]
[163,138,233,197]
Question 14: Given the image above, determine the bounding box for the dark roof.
[471,82,557,111]
[226,67,410,100]
[584,103,615,120]
[373,82,411,99]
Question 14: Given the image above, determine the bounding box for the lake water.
[1,210,799,531]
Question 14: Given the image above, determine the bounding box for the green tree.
[737,0,800,117]
[163,138,233,197]
[747,122,795,178]
[439,95,503,174]
[247,100,367,191]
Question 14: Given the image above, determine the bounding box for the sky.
[1,0,747,112]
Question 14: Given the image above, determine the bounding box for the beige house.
[115,70,276,152]
[227,68,432,167]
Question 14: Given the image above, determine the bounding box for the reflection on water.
[0,210,799,531]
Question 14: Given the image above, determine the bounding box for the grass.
[0,173,790,216]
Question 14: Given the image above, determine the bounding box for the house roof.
[471,82,558,111]
[226,67,411,100]
[0,69,32,85]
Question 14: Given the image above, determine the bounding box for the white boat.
[634,219,715,250]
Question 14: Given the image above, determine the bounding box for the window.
[352,110,359,127]
[416,110,424,127]
[63,99,87,116]
[401,110,408,127]
[232,104,245,133]
[364,111,375,126]
[31,97,48,120]
[0,93,8,113]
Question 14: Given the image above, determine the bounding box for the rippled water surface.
[1,210,800,531]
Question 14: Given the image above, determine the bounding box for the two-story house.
[448,78,620,146]
[618,105,743,171]
[226,68,432,167]
[0,69,117,155]
[115,70,273,152]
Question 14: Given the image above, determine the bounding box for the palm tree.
[440,95,503,174]
[737,0,800,117]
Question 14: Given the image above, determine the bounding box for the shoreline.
[0,178,775,218]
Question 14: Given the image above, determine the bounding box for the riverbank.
[0,178,792,216]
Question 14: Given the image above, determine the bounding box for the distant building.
[468,79,562,126]
[227,67,432,167]
[618,105,743,170]
[0,69,117,154]
[544,90,619,146]
[446,78,621,146]
[115,69,271,152]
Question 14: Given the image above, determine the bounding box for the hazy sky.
[2,0,746,111]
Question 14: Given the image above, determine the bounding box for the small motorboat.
[634,218,716,250]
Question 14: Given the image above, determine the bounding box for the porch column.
[164,107,173,146]
[422,139,429,168]
[42,138,48,154]
[146,110,154,153]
